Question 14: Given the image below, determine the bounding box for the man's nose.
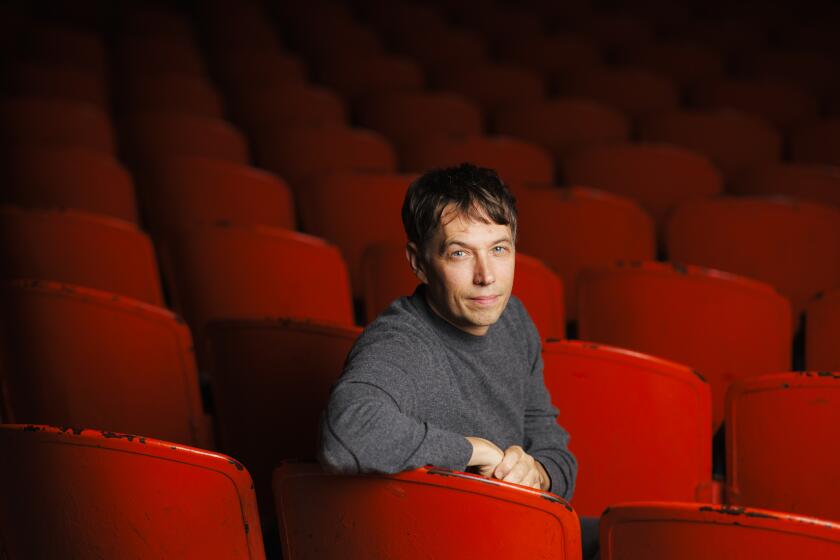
[473,254,496,285]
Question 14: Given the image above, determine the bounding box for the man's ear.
[405,242,429,284]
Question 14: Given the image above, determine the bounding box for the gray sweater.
[319,285,577,499]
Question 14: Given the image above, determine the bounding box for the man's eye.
[493,246,508,254]
[451,250,466,257]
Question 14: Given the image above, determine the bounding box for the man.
[320,164,596,556]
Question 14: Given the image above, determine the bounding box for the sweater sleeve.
[515,301,578,500]
[524,350,578,500]
[319,333,473,475]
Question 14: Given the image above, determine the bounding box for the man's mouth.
[470,295,500,306]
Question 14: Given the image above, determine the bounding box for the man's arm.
[522,351,578,499]
[320,379,474,474]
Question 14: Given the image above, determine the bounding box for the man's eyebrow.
[442,237,513,249]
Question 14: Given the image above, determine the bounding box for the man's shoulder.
[351,294,441,358]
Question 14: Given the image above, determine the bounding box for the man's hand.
[492,445,549,490]
[465,436,504,477]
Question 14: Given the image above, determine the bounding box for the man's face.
[407,205,515,336]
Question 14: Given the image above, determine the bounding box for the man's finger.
[501,459,531,485]
[494,446,523,479]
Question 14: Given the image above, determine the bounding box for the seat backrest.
[1,280,210,447]
[563,66,679,121]
[577,261,792,429]
[726,371,840,522]
[400,133,555,187]
[625,42,725,89]
[274,463,581,560]
[116,36,206,76]
[0,146,138,222]
[318,53,425,101]
[693,79,819,130]
[733,163,840,210]
[639,109,782,180]
[563,142,723,229]
[253,126,397,197]
[396,25,488,80]
[17,24,107,74]
[164,224,355,342]
[665,196,840,318]
[791,119,840,166]
[142,156,295,232]
[360,243,564,338]
[516,187,656,319]
[0,96,115,154]
[543,340,712,517]
[298,173,411,297]
[601,502,840,560]
[356,91,483,149]
[116,73,224,117]
[0,424,265,559]
[439,62,545,112]
[806,287,840,370]
[0,206,164,306]
[4,62,109,107]
[494,98,630,162]
[500,34,602,77]
[205,318,362,513]
[745,48,834,95]
[230,83,346,133]
[120,113,249,167]
[214,49,306,94]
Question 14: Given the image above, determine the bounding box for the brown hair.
[402,163,518,250]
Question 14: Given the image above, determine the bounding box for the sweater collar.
[410,285,494,349]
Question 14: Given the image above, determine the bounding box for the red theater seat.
[563,66,679,122]
[0,206,164,306]
[401,134,554,187]
[214,49,307,94]
[640,110,782,180]
[0,425,264,559]
[205,318,362,513]
[163,225,355,342]
[117,74,224,118]
[120,113,249,166]
[726,372,840,522]
[298,173,411,297]
[0,147,138,222]
[231,83,346,133]
[438,63,545,113]
[17,24,107,74]
[0,97,115,154]
[318,54,425,102]
[517,187,655,320]
[791,119,840,167]
[601,502,840,560]
[693,79,819,131]
[357,91,483,149]
[116,36,206,77]
[666,196,840,318]
[500,34,603,80]
[494,98,630,162]
[563,143,723,230]
[733,163,840,209]
[543,340,714,516]
[3,62,109,107]
[254,126,397,197]
[141,157,295,232]
[1,280,210,447]
[806,288,840,371]
[274,463,581,560]
[625,41,725,89]
[577,261,792,429]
